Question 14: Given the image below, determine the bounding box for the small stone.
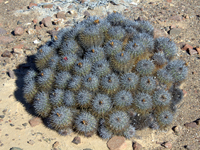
[14,27,24,36]
[27,28,36,35]
[83,149,93,150]
[10,147,23,150]
[188,48,197,55]
[32,19,37,24]
[8,69,15,79]
[182,44,193,51]
[169,15,182,21]
[13,48,23,54]
[27,140,35,145]
[0,115,5,119]
[41,16,52,27]
[13,44,24,50]
[29,117,42,127]
[169,28,181,36]
[196,47,200,54]
[22,123,28,127]
[0,36,14,44]
[43,4,53,9]
[35,25,41,30]
[29,2,37,9]
[154,28,168,38]
[53,19,63,25]
[166,0,172,2]
[72,136,81,145]
[2,50,12,58]
[162,142,172,149]
[0,27,6,35]
[10,124,15,127]
[107,136,127,150]
[84,11,90,17]
[56,11,66,19]
[33,40,41,44]
[17,21,22,25]
[132,141,142,150]
[184,122,197,128]
[52,141,59,148]
[172,126,182,135]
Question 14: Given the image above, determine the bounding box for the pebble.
[0,27,6,35]
[83,149,93,150]
[22,123,28,127]
[196,47,200,54]
[184,122,198,128]
[172,125,182,136]
[107,136,127,150]
[169,28,181,36]
[181,44,193,51]
[56,11,66,19]
[10,123,15,127]
[8,69,15,79]
[29,2,37,9]
[29,117,42,127]
[72,136,81,145]
[154,28,168,38]
[41,16,52,27]
[10,147,23,150]
[169,15,182,21]
[52,141,59,148]
[0,36,14,44]
[2,50,12,58]
[132,141,142,150]
[27,140,35,145]
[17,21,22,25]
[27,28,36,35]
[43,4,54,9]
[33,40,41,44]
[188,48,197,55]
[162,142,172,149]
[196,119,200,125]
[14,27,24,36]
[166,0,172,2]
[0,115,5,119]
[32,19,37,24]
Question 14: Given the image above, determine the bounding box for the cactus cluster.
[23,12,188,139]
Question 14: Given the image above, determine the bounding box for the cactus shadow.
[13,54,37,116]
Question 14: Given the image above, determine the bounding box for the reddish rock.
[184,122,197,128]
[188,48,197,55]
[32,19,37,24]
[72,136,81,144]
[162,142,172,149]
[2,50,12,58]
[29,2,37,9]
[14,27,24,36]
[13,44,24,50]
[56,11,66,19]
[181,44,193,51]
[0,0,3,3]
[0,36,14,44]
[169,15,182,21]
[132,141,142,150]
[43,4,53,9]
[107,136,127,150]
[53,141,59,148]
[41,16,52,27]
[29,117,42,127]
[166,0,172,2]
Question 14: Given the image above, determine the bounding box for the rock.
[169,15,182,21]
[181,44,193,51]
[132,141,142,150]
[33,40,41,44]
[41,16,52,27]
[72,136,81,144]
[172,125,182,135]
[32,19,37,24]
[169,28,181,36]
[27,28,36,35]
[84,11,90,17]
[29,2,37,9]
[184,122,197,128]
[162,142,172,149]
[29,117,42,127]
[13,45,24,54]
[22,123,28,127]
[14,27,24,36]
[52,141,59,148]
[27,140,35,145]
[56,11,66,19]
[0,27,6,35]
[2,50,12,58]
[83,149,93,150]
[107,136,127,150]
[0,36,14,44]
[154,28,168,38]
[188,48,197,55]
[43,4,53,9]
[13,44,24,50]
[110,0,120,5]
[8,69,15,79]
[196,119,200,125]
[10,147,23,150]
[166,0,172,2]
[53,19,63,25]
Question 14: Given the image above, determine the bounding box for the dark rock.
[10,147,23,150]
[132,141,142,150]
[29,117,42,127]
[22,123,28,126]
[72,136,81,145]
[17,21,22,25]
[83,149,93,150]
[10,124,15,127]
[0,36,14,44]
[2,50,12,58]
[41,16,52,27]
[107,136,127,150]
[0,27,6,35]
[0,115,5,118]
[184,122,197,128]
[169,28,181,36]
[14,27,24,36]
[8,69,15,79]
